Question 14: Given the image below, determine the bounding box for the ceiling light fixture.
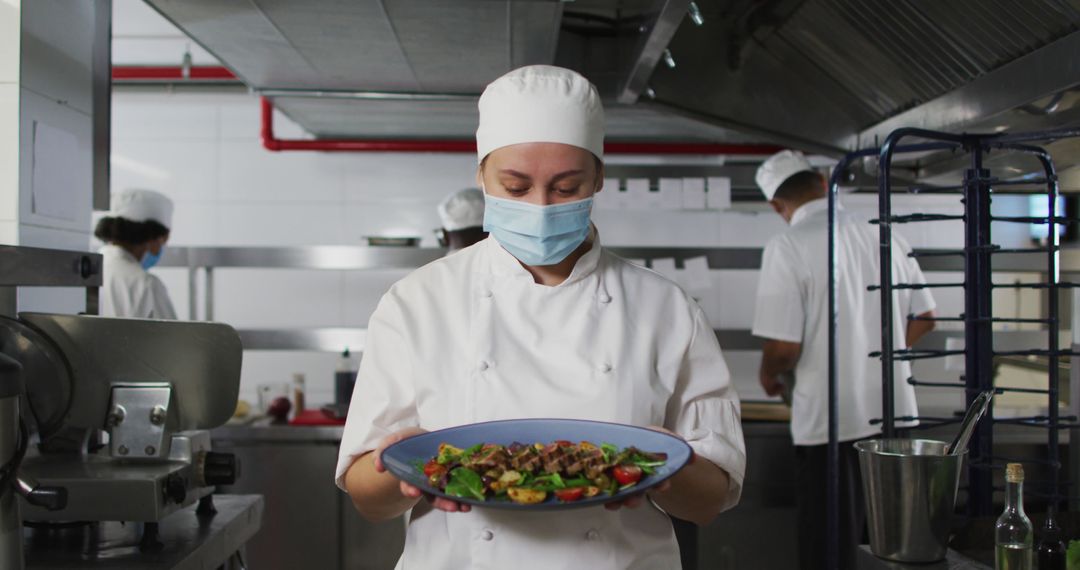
[688,2,705,26]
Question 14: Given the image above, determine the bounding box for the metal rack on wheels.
[826,127,1080,568]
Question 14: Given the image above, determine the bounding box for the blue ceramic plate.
[380,418,693,510]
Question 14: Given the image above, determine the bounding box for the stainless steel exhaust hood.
[144,0,1080,179]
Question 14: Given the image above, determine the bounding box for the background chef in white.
[751,150,936,569]
[336,65,746,570]
[437,187,488,252]
[94,188,177,320]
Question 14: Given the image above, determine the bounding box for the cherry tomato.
[554,487,585,502]
[423,459,446,478]
[612,465,643,486]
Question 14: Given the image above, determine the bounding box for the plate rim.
[380,418,694,511]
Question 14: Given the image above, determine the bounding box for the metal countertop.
[25,494,264,570]
[856,546,990,570]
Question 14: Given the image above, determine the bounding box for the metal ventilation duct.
[649,0,1080,155]
[145,0,1080,177]
[144,0,562,93]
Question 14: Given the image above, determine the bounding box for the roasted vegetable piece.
[490,470,523,492]
[437,443,464,464]
[507,487,547,505]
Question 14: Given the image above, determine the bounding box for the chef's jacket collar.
[486,225,602,287]
[102,243,140,265]
[789,197,839,227]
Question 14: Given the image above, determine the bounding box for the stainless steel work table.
[856,546,990,569]
[24,494,263,570]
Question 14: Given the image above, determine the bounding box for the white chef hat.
[111,189,174,229]
[438,188,485,231]
[476,65,604,163]
[755,150,814,201]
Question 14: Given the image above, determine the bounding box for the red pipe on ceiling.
[112,65,239,81]
[113,68,784,155]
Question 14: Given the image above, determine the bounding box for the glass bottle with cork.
[996,462,1033,570]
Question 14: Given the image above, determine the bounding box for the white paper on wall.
[596,178,622,210]
[683,256,712,294]
[650,258,679,284]
[682,178,707,210]
[944,337,965,371]
[658,178,683,210]
[625,178,652,211]
[31,121,81,221]
[706,177,732,210]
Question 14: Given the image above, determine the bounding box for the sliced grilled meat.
[510,446,542,472]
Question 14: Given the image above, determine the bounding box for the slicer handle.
[15,474,67,511]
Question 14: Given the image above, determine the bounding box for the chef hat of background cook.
[755,150,814,201]
[110,189,174,229]
[476,65,604,163]
[438,188,485,231]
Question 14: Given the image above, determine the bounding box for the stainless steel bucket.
[855,439,964,563]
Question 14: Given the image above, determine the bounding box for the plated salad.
[417,440,668,505]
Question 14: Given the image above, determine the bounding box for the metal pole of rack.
[188,266,198,321]
[877,139,899,438]
[826,156,852,570]
[205,267,215,321]
[1046,152,1062,517]
[963,142,995,516]
[996,143,1063,514]
[826,141,957,570]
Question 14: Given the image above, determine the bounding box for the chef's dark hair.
[94,216,170,245]
[773,170,826,202]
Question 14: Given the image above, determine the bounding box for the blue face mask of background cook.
[141,247,163,270]
[482,194,594,266]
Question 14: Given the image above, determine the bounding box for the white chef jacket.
[752,198,935,446]
[99,244,177,320]
[336,231,746,570]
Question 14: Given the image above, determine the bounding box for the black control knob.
[163,474,187,505]
[201,452,239,487]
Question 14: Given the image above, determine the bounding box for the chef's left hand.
[603,425,692,512]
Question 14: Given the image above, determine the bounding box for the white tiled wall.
[111,90,1036,413]
[0,0,19,243]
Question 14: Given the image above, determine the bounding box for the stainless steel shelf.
[236,327,762,352]
[160,245,1080,273]
[158,245,1078,347]
[158,245,764,270]
[0,245,102,316]
[915,249,1080,273]
[159,246,444,270]
[238,328,366,352]
[0,245,102,287]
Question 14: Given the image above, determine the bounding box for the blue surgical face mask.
[482,193,594,266]
[141,247,163,270]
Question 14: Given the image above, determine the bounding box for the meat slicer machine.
[0,311,244,564]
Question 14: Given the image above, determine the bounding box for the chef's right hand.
[372,428,472,514]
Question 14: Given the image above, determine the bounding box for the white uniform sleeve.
[665,303,746,513]
[335,288,418,490]
[751,239,805,343]
[146,275,177,320]
[892,234,936,317]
